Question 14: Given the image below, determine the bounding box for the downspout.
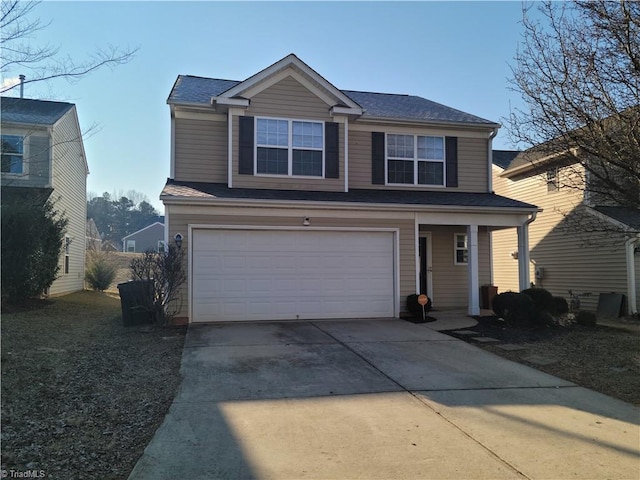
[487,127,499,193]
[625,235,639,315]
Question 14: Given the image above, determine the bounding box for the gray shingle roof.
[342,90,496,125]
[492,150,521,169]
[593,206,640,230]
[167,75,498,126]
[167,76,240,105]
[161,180,537,210]
[1,97,74,125]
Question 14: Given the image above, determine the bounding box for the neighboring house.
[1,96,88,296]
[162,54,538,323]
[492,149,640,314]
[122,222,166,253]
[86,218,102,251]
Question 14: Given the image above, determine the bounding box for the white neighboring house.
[1,96,89,296]
[122,222,166,253]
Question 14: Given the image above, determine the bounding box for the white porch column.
[467,224,480,316]
[517,223,530,291]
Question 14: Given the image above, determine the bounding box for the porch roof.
[161,180,537,211]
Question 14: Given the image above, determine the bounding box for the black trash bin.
[117,280,153,326]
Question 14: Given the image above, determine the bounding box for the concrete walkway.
[129,318,639,480]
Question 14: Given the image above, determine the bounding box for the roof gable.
[1,97,74,125]
[218,54,362,114]
[122,221,165,241]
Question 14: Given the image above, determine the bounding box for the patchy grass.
[1,290,186,479]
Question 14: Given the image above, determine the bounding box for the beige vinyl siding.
[166,205,416,321]
[348,128,488,192]
[492,164,631,311]
[49,108,87,296]
[231,76,344,191]
[174,117,227,183]
[421,225,491,309]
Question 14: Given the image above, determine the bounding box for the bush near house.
[85,250,117,291]
[491,291,535,326]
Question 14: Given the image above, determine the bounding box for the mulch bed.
[442,315,640,405]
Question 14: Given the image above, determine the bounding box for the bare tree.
[507,1,640,218]
[1,0,136,94]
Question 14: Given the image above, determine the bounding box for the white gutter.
[488,127,499,192]
[625,235,640,314]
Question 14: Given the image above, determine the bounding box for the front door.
[419,233,433,299]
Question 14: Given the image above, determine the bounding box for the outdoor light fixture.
[174,233,183,248]
[303,217,310,226]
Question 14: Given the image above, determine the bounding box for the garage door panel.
[192,229,395,322]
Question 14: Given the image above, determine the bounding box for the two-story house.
[492,148,640,314]
[1,97,88,296]
[162,54,538,324]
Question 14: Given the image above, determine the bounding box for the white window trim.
[1,133,27,176]
[126,240,136,253]
[546,167,559,192]
[254,116,325,178]
[158,240,166,253]
[454,233,468,266]
[385,133,446,187]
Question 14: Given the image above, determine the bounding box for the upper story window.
[546,167,559,192]
[387,134,445,186]
[1,135,24,174]
[256,118,324,177]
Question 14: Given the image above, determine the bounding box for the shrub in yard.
[129,243,186,325]
[521,287,554,314]
[85,250,117,291]
[406,294,432,318]
[552,296,569,316]
[492,291,534,326]
[575,310,597,326]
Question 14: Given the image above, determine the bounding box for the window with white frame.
[1,135,24,174]
[158,240,166,253]
[454,234,468,265]
[546,167,559,192]
[387,134,445,186]
[126,240,135,253]
[256,118,324,177]
[64,236,71,274]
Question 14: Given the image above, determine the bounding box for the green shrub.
[575,310,597,326]
[406,294,432,318]
[85,251,117,291]
[492,292,534,326]
[552,296,569,316]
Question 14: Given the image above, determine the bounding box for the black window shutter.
[445,136,458,187]
[371,132,385,185]
[239,116,254,175]
[324,122,339,178]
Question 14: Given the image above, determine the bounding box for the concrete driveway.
[129,319,639,479]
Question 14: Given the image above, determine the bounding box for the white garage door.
[192,229,396,322]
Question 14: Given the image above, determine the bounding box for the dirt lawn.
[1,291,186,479]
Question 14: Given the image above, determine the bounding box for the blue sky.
[4,1,529,212]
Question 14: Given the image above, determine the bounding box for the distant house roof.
[161,180,537,211]
[593,206,640,231]
[1,97,74,125]
[492,150,520,169]
[122,221,165,242]
[167,56,498,127]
